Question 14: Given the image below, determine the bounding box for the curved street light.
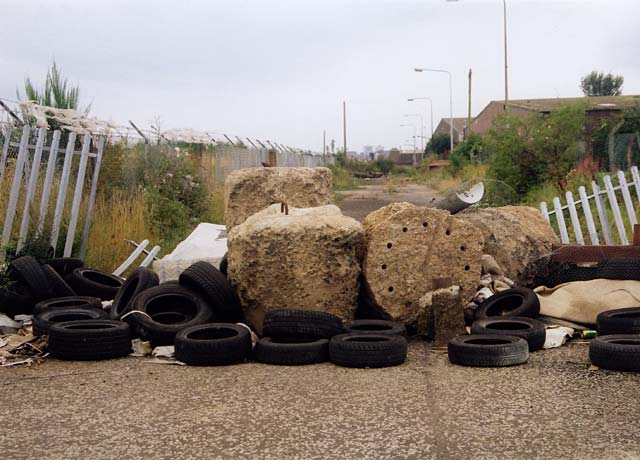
[414,68,453,152]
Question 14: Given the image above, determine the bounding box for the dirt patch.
[337,178,440,221]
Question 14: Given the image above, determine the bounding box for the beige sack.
[535,279,640,325]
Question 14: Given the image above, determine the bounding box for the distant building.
[471,95,640,135]
[433,117,468,144]
[363,145,373,155]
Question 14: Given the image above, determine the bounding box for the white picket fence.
[540,166,640,246]
[0,125,105,260]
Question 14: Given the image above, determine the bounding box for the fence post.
[1,125,30,255]
[591,181,613,245]
[0,125,13,189]
[578,185,599,245]
[79,136,106,259]
[63,134,91,257]
[51,132,77,251]
[552,196,570,244]
[616,170,637,226]
[603,174,628,244]
[37,130,61,234]
[16,127,47,252]
[565,191,584,245]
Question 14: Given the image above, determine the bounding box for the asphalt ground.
[2,340,639,460]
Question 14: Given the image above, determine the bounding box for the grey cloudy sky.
[1,0,639,151]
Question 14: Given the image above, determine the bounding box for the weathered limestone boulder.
[458,206,559,286]
[362,202,484,330]
[228,204,364,335]
[224,167,334,230]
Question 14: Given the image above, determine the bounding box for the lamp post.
[447,0,509,112]
[400,124,417,151]
[414,68,453,152]
[408,97,434,138]
[403,114,424,153]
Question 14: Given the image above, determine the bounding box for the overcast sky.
[1,0,638,151]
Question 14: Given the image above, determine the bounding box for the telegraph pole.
[467,68,472,136]
[342,101,347,155]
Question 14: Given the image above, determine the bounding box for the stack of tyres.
[255,310,343,365]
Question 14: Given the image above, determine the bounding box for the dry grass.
[84,190,152,273]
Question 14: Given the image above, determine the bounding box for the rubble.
[458,206,559,287]
[228,204,365,335]
[362,202,484,331]
[224,167,334,230]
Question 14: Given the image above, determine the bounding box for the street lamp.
[414,68,453,152]
[400,123,417,151]
[447,0,509,111]
[408,97,434,139]
[403,114,424,153]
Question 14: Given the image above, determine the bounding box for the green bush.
[449,133,485,172]
[485,103,586,203]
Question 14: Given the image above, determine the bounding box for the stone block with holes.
[224,167,334,231]
[362,202,484,331]
[227,203,365,335]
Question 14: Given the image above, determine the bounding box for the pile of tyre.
[0,255,131,360]
[589,307,640,372]
[163,311,408,368]
[449,287,545,367]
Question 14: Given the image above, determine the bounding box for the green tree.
[449,133,485,171]
[485,103,586,202]
[17,61,91,129]
[425,133,450,156]
[580,71,624,97]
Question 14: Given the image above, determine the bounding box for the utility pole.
[342,101,347,155]
[467,68,472,137]
[503,0,509,114]
[323,129,327,165]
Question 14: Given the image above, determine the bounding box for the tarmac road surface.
[2,340,639,460]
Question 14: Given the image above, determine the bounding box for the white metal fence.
[0,125,104,259]
[540,166,640,246]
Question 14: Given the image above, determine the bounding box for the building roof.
[437,117,468,132]
[505,95,640,113]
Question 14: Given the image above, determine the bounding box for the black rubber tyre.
[42,264,76,297]
[470,317,546,351]
[128,284,213,345]
[179,261,243,321]
[219,252,228,277]
[590,335,640,371]
[175,323,251,366]
[448,335,529,367]
[475,288,540,320]
[263,309,344,339]
[597,307,640,335]
[33,307,108,336]
[0,283,35,317]
[110,267,159,320]
[8,256,51,301]
[67,268,124,300]
[535,262,600,288]
[343,319,406,337]
[48,320,132,361]
[598,258,640,281]
[329,333,408,368]
[34,296,103,316]
[45,257,84,277]
[255,337,329,365]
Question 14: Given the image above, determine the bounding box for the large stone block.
[362,202,484,329]
[227,204,364,334]
[458,206,559,286]
[224,167,334,230]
